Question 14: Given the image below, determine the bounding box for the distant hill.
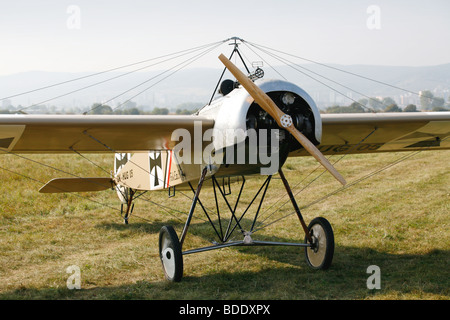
[1,63,449,112]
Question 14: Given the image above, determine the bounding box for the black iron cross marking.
[115,154,129,170]
[150,152,162,187]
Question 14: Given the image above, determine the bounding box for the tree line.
[1,94,448,115]
[88,104,195,115]
[0,103,197,115]
[324,92,450,113]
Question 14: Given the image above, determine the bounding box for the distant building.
[2,99,12,109]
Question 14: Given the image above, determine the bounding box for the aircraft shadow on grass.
[99,218,450,299]
[1,218,447,299]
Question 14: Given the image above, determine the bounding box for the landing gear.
[158,167,335,281]
[121,188,135,225]
[159,225,183,282]
[304,217,334,270]
[158,167,208,282]
[117,187,148,224]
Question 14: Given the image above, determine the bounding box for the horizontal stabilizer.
[39,177,113,193]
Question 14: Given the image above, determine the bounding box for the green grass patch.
[0,151,448,299]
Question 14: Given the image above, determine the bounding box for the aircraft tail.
[39,177,113,193]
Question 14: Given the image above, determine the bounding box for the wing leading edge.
[1,112,449,165]
[0,114,214,153]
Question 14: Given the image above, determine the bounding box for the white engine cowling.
[197,78,322,176]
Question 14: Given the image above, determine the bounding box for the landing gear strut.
[121,188,135,225]
[118,187,147,224]
[158,167,335,282]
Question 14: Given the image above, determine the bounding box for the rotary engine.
[198,78,322,175]
[246,90,319,151]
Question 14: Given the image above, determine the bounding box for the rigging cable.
[0,149,198,224]
[255,128,378,229]
[1,40,227,102]
[13,41,227,114]
[105,41,225,114]
[2,37,447,230]
[17,42,225,114]
[0,164,121,213]
[83,130,218,222]
[242,41,287,81]
[244,41,377,112]
[245,40,444,106]
[252,136,449,234]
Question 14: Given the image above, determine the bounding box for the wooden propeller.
[219,54,346,186]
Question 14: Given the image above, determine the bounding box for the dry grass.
[0,149,448,300]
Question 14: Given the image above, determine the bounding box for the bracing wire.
[244,40,445,106]
[1,40,227,102]
[13,40,227,114]
[0,39,229,222]
[0,149,198,224]
[242,42,287,81]
[17,41,225,114]
[1,37,447,231]
[0,164,121,213]
[83,130,219,221]
[244,41,377,112]
[252,136,449,234]
[254,128,378,229]
[105,41,225,114]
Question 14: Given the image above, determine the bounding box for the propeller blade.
[219,54,346,186]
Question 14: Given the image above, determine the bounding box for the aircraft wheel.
[304,217,334,270]
[159,226,183,282]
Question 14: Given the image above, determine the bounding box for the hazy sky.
[0,0,449,75]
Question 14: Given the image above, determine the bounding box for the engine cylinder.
[197,79,322,176]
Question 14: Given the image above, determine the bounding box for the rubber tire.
[159,226,183,282]
[304,217,334,270]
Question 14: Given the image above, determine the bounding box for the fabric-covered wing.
[289,112,450,156]
[0,114,214,153]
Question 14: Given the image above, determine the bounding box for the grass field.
[0,149,448,300]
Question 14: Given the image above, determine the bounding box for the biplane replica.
[1,38,449,282]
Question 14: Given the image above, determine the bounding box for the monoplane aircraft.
[1,38,449,281]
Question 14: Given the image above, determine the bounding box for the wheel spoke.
[305,217,334,270]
